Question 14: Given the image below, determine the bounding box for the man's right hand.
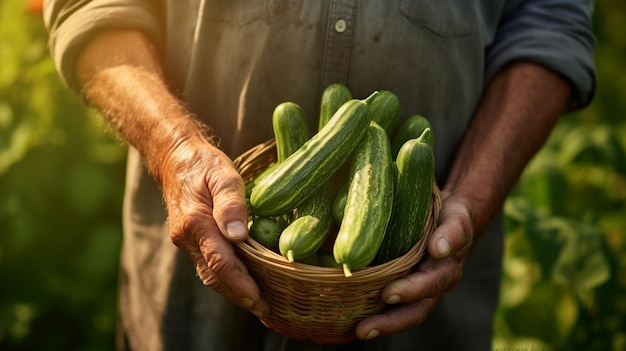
[158,137,270,317]
[75,28,269,318]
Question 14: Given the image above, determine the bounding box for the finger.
[428,199,473,259]
[171,213,270,317]
[209,166,250,242]
[380,256,462,304]
[194,253,271,317]
[355,297,439,340]
[193,231,270,317]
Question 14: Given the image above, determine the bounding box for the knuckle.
[197,252,238,291]
[206,252,234,276]
[196,264,221,289]
[169,225,189,248]
[210,170,244,195]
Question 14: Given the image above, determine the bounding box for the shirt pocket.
[399,0,478,37]
[203,0,270,23]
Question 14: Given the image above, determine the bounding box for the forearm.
[74,29,264,313]
[443,61,571,237]
[75,29,211,183]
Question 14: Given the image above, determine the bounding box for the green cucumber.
[368,90,401,137]
[375,128,435,263]
[318,83,353,131]
[249,216,286,252]
[244,162,277,198]
[249,92,377,216]
[333,122,394,277]
[332,182,349,224]
[276,93,336,260]
[246,103,309,198]
[273,102,310,163]
[391,114,433,157]
[279,181,334,262]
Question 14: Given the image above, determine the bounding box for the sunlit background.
[1,1,624,350]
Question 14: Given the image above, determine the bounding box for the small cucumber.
[391,114,433,157]
[279,182,334,262]
[318,83,353,131]
[246,103,309,198]
[368,90,401,138]
[272,102,310,163]
[250,92,377,216]
[249,216,286,252]
[333,122,395,277]
[376,128,435,263]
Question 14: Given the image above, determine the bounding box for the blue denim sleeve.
[44,0,163,93]
[486,0,597,110]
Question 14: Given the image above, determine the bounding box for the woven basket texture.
[233,139,441,344]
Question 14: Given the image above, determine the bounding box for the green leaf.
[550,219,611,299]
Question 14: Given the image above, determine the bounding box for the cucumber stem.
[286,250,295,263]
[363,91,379,106]
[342,263,353,278]
[417,127,432,143]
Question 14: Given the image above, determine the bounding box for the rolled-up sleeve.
[486,0,597,110]
[44,0,163,92]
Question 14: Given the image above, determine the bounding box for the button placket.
[319,0,358,89]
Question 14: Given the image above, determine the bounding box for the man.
[44,1,595,350]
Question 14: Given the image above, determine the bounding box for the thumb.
[428,197,473,259]
[210,168,250,242]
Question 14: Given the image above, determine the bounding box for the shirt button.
[334,19,347,33]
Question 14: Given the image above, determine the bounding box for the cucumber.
[272,102,310,163]
[332,182,349,224]
[249,216,286,252]
[244,162,277,198]
[277,88,350,262]
[246,103,309,198]
[249,92,377,216]
[375,128,435,263]
[391,114,433,157]
[333,122,395,277]
[318,83,353,131]
[279,181,334,262]
[368,90,401,137]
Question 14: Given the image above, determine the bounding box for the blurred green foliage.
[494,1,626,350]
[0,1,624,350]
[1,1,126,350]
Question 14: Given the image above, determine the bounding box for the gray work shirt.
[44,1,596,350]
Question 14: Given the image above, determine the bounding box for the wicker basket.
[233,139,442,344]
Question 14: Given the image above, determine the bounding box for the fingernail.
[227,221,248,240]
[436,237,450,257]
[365,329,380,340]
[241,297,254,308]
[386,294,401,304]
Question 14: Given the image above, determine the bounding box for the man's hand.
[355,61,571,340]
[75,29,270,318]
[355,192,474,339]
[160,138,270,317]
